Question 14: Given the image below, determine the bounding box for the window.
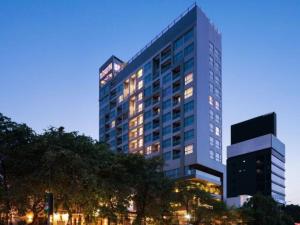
[137,68,143,78]
[162,138,171,148]
[138,92,143,101]
[162,112,171,123]
[184,101,194,112]
[184,87,193,99]
[138,103,143,112]
[184,43,194,56]
[184,73,193,85]
[163,99,172,110]
[215,88,221,98]
[144,122,152,131]
[138,138,143,147]
[118,95,124,103]
[209,42,214,53]
[174,36,184,50]
[184,29,194,42]
[145,134,152,143]
[144,86,152,97]
[209,150,214,159]
[209,83,214,93]
[111,120,115,128]
[174,51,183,64]
[163,86,172,97]
[209,110,214,120]
[209,56,214,67]
[209,123,214,133]
[215,139,221,149]
[185,144,193,155]
[144,62,151,73]
[184,115,194,127]
[215,100,220,110]
[163,151,172,161]
[215,152,221,162]
[209,96,214,105]
[184,58,194,73]
[210,136,214,146]
[138,80,143,90]
[215,114,220,123]
[146,146,152,155]
[163,73,172,83]
[145,74,152,83]
[215,127,220,136]
[209,70,214,81]
[163,125,172,135]
[184,130,194,141]
[144,98,151,108]
[144,110,151,119]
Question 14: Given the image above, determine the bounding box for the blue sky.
[0,0,299,204]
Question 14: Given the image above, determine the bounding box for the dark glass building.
[227,113,285,204]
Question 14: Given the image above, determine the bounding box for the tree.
[241,194,294,225]
[283,204,300,223]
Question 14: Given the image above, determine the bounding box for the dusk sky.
[0,0,299,204]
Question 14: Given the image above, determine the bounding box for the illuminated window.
[138,103,143,112]
[137,69,143,78]
[215,100,220,110]
[138,92,143,101]
[185,144,193,155]
[111,120,115,128]
[137,115,143,125]
[184,73,193,85]
[114,63,121,72]
[215,127,220,136]
[146,146,152,155]
[138,138,143,148]
[138,127,143,136]
[209,96,214,105]
[118,95,124,103]
[138,80,143,90]
[184,87,193,99]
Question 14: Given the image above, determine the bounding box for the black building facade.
[227,113,285,204]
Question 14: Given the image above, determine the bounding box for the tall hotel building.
[99,5,225,198]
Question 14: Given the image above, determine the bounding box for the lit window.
[114,63,121,72]
[215,100,220,110]
[209,96,214,105]
[185,144,193,155]
[146,146,152,155]
[184,87,193,99]
[215,127,220,136]
[138,103,143,112]
[138,80,143,90]
[138,127,143,136]
[137,115,143,125]
[138,92,143,101]
[137,69,143,78]
[138,138,143,148]
[118,95,124,103]
[111,120,115,128]
[184,73,193,85]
